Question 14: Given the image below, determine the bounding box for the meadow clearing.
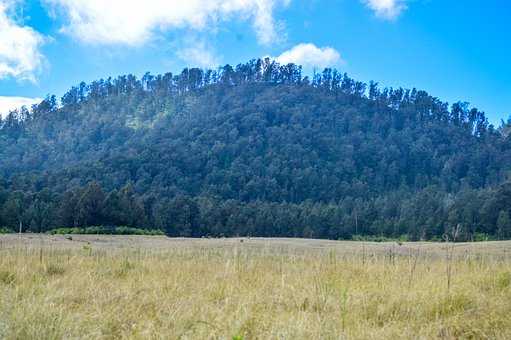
[0,235,510,339]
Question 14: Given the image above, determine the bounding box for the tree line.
[1,181,511,240]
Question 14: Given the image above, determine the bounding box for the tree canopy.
[1,58,510,240]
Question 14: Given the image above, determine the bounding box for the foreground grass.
[0,237,510,339]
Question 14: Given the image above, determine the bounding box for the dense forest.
[1,58,511,240]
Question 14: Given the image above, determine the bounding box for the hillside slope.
[1,59,511,239]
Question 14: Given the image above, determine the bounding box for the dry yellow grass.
[0,235,511,339]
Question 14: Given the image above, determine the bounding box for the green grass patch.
[0,270,16,285]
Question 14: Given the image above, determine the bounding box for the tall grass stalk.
[0,236,510,339]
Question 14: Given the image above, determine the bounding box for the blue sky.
[0,0,510,124]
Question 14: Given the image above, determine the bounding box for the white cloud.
[0,1,45,81]
[0,96,42,117]
[45,0,289,46]
[177,39,220,68]
[363,0,407,20]
[275,43,342,69]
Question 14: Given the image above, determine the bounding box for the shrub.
[0,227,13,234]
[473,233,497,242]
[47,226,165,236]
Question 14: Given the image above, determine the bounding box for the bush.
[473,233,497,242]
[0,227,13,234]
[47,226,165,236]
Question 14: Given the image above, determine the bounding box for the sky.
[0,0,510,124]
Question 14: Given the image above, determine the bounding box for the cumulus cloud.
[0,96,42,117]
[0,1,45,81]
[275,43,342,69]
[44,0,289,46]
[363,0,407,20]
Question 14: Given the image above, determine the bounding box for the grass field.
[1,235,511,339]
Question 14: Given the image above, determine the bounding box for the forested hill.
[1,59,511,240]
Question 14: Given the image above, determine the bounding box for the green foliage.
[351,235,409,242]
[0,227,13,234]
[496,272,511,290]
[0,59,510,240]
[0,271,15,285]
[473,233,496,242]
[48,226,164,236]
[497,210,511,239]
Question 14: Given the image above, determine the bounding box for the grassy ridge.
[0,238,510,339]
